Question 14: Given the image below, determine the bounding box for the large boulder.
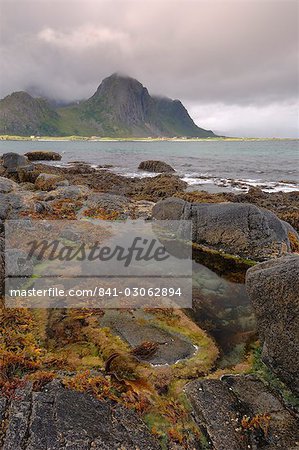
[152,198,297,260]
[25,150,61,161]
[2,152,33,173]
[246,255,299,395]
[138,160,175,173]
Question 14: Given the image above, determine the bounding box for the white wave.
[238,178,299,192]
[182,174,299,193]
[48,160,299,193]
[119,171,156,178]
[182,177,215,185]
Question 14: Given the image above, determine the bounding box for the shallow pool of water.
[191,257,256,368]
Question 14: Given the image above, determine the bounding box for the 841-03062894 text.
[9,286,183,298]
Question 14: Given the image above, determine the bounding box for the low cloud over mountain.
[0,0,298,137]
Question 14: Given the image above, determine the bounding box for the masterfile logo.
[5,219,192,308]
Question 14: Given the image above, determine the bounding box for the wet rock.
[35,173,65,191]
[0,380,161,450]
[152,197,186,220]
[100,310,195,365]
[246,255,299,395]
[152,198,297,260]
[26,164,186,201]
[133,174,187,201]
[0,176,18,193]
[67,162,96,174]
[138,160,175,173]
[25,151,62,161]
[246,186,268,199]
[2,153,32,173]
[67,169,132,193]
[97,164,114,169]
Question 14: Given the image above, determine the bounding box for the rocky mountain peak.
[86,74,152,126]
[0,74,216,137]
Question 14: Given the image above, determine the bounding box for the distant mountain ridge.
[0,91,60,136]
[0,74,215,138]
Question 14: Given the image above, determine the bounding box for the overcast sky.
[0,0,298,137]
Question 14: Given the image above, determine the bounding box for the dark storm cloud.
[0,0,298,137]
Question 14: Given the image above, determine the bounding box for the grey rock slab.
[1,380,161,450]
[100,310,195,365]
[2,384,33,450]
[185,379,247,450]
[26,391,61,450]
[222,375,299,449]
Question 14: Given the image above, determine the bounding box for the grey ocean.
[1,139,298,192]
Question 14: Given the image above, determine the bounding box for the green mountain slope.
[0,74,215,138]
[0,92,59,135]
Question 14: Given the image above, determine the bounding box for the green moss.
[144,413,170,449]
[251,345,299,408]
[192,243,256,283]
[151,310,219,380]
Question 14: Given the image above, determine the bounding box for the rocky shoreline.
[0,152,298,449]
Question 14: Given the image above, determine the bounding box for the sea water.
[1,139,298,193]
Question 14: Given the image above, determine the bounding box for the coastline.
[0,134,298,142]
[1,138,298,194]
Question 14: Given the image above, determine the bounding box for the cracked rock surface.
[185,374,299,450]
[0,380,161,450]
